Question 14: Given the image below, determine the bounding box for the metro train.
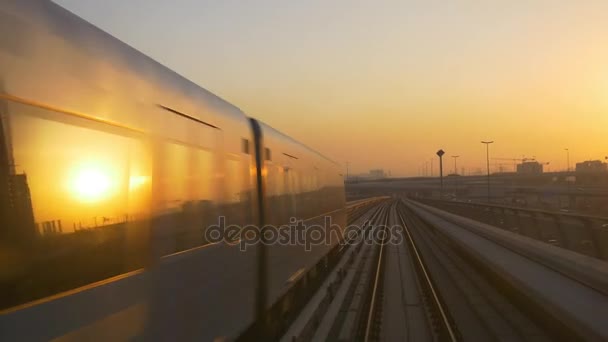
[0,1,345,340]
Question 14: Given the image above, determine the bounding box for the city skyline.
[54,0,608,176]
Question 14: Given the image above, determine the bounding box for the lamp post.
[437,149,445,198]
[481,141,494,202]
[565,148,570,172]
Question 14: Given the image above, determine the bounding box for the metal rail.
[396,202,459,342]
[363,202,391,342]
[399,200,553,340]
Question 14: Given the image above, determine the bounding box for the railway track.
[370,201,458,342]
[363,199,553,341]
[396,200,551,341]
[361,201,391,342]
[327,200,462,341]
[283,197,607,341]
[344,202,390,341]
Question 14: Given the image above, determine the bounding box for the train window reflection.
[225,159,244,203]
[153,143,213,212]
[9,109,148,232]
[0,101,152,309]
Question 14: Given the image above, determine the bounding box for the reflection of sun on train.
[0,1,345,340]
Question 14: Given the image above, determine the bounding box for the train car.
[0,1,345,340]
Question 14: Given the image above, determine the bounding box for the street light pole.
[565,148,570,172]
[481,141,494,202]
[437,149,445,198]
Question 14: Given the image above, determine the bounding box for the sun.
[70,166,112,202]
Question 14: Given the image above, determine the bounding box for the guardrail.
[415,198,608,260]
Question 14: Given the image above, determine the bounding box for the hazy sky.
[54,0,608,176]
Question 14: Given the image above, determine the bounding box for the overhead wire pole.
[564,148,572,207]
[481,141,493,203]
[451,155,459,175]
[451,155,460,197]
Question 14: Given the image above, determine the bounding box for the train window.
[153,143,214,207]
[154,143,190,211]
[265,147,272,161]
[221,158,251,226]
[1,100,152,310]
[242,138,250,154]
[153,142,215,253]
[7,107,148,234]
[190,148,215,202]
[225,159,245,204]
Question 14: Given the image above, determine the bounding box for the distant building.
[575,160,608,185]
[1,105,37,242]
[39,219,62,235]
[0,113,10,241]
[8,174,36,238]
[517,161,543,175]
[369,169,386,179]
[346,169,388,182]
[576,160,608,173]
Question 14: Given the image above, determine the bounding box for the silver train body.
[0,1,345,340]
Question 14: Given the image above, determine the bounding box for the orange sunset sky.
[55,0,608,176]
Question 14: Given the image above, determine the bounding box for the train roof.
[2,1,341,168]
[3,1,246,123]
[257,120,340,167]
